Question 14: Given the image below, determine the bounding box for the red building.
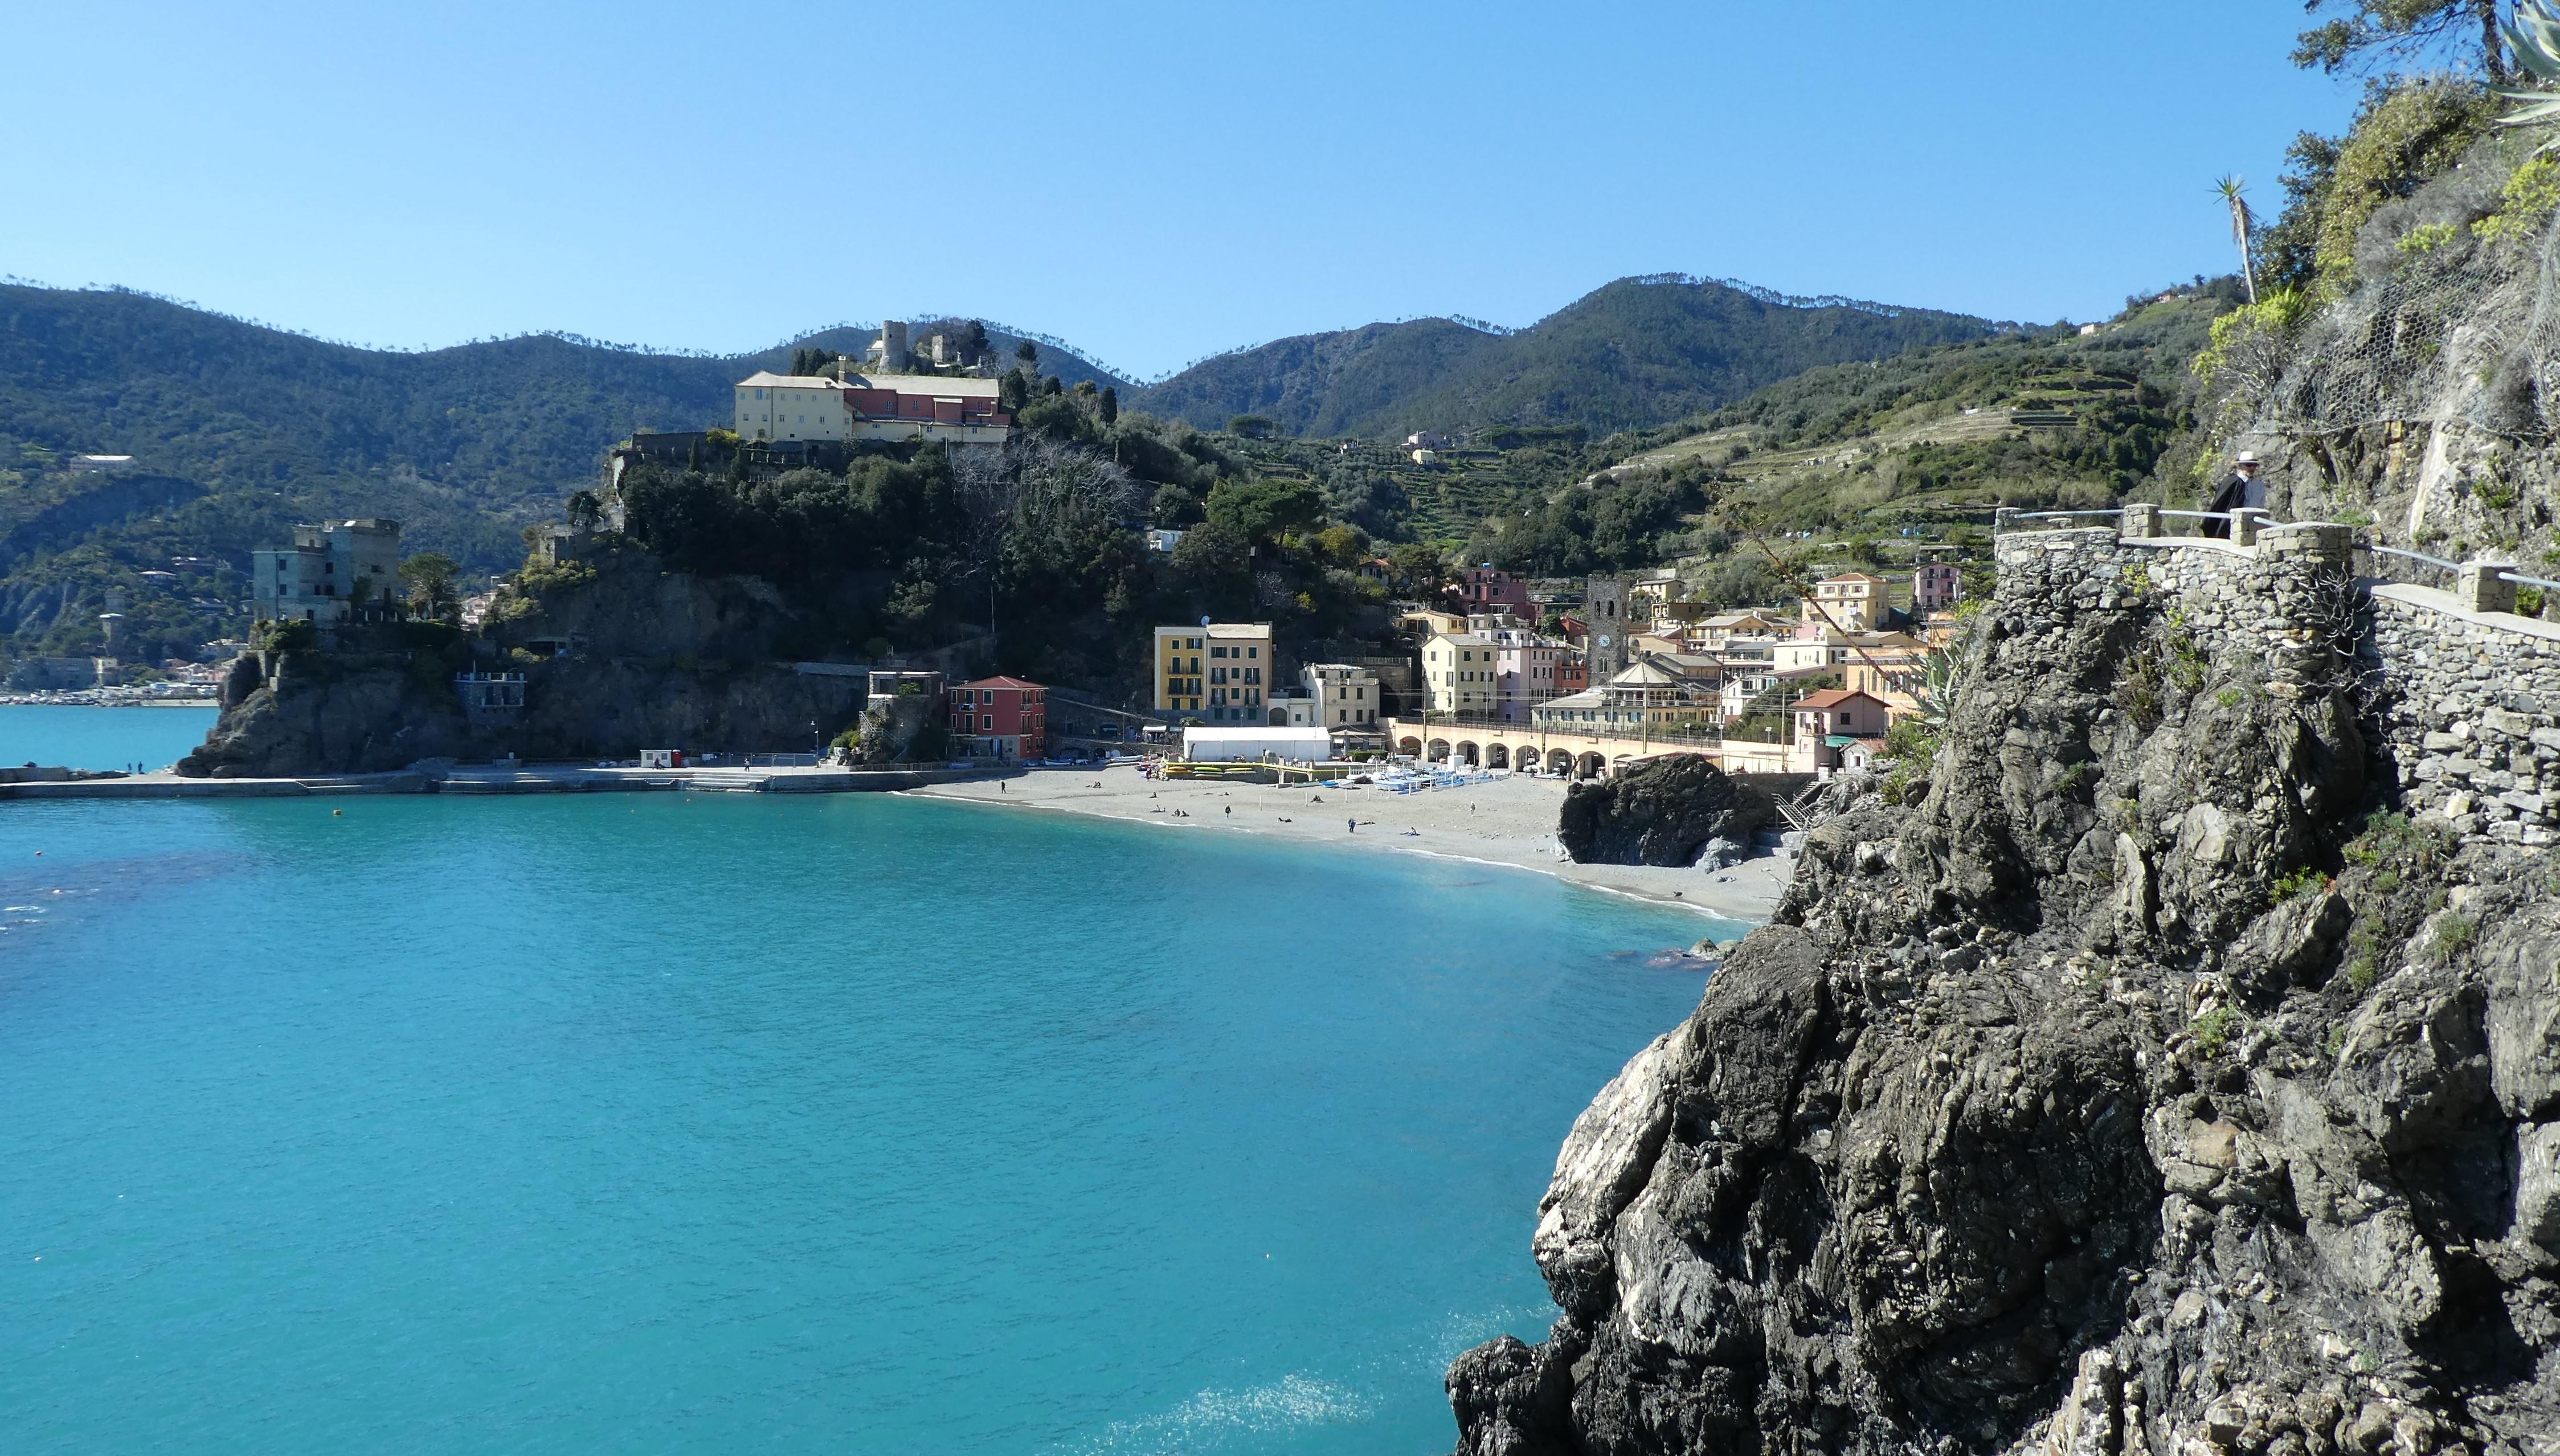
[949,677,1048,760]
[1454,565,1533,618]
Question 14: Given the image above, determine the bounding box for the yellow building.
[1842,633,1932,717]
[1421,631,1503,714]
[1155,622,1273,722]
[1802,571,1888,631]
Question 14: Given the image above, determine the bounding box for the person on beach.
[1347,817,1355,833]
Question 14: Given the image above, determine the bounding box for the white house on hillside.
[733,371,1012,445]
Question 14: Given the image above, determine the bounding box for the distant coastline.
[0,698,219,708]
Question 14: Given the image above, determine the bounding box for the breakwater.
[0,762,1003,800]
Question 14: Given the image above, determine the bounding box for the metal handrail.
[2157,509,2235,520]
[2017,509,2126,520]
[2370,545,2460,574]
[2497,569,2560,591]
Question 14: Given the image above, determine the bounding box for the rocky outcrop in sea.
[1449,532,2559,1455]
[178,550,876,776]
[1559,756,1780,868]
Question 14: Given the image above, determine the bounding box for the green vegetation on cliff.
[572,388,1405,698]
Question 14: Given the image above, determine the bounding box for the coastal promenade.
[1379,714,1795,778]
[0,762,1004,800]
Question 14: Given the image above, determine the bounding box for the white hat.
[2235,451,2259,465]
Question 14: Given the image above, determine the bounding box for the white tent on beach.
[1179,726,1332,763]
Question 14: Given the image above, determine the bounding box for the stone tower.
[1584,574,1629,683]
[868,321,911,374]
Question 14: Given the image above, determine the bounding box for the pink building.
[1483,623,1565,723]
[1455,565,1533,618]
[1913,561,1964,612]
[1792,689,1892,772]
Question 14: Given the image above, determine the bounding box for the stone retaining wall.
[2367,589,2560,845]
[1994,521,2560,847]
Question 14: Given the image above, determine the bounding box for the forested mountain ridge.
[1131,276,2008,439]
[0,283,1128,522]
[0,272,2001,674]
[0,284,1132,662]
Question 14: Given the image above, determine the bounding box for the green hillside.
[0,285,1127,530]
[1457,283,2242,582]
[0,285,1128,665]
[1131,277,2006,440]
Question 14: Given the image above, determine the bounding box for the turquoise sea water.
[0,704,218,771]
[0,787,1733,1454]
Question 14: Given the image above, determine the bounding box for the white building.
[252,519,402,624]
[733,371,1012,446]
[1266,691,1320,727]
[1301,662,1381,727]
[1180,726,1332,763]
[1773,629,1859,673]
[1719,664,1784,720]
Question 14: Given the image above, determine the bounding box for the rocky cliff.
[1449,537,2559,1454]
[177,646,867,776]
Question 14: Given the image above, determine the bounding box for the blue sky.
[1,2,2364,381]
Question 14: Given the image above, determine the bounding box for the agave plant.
[1908,646,1965,729]
[2501,0,2560,137]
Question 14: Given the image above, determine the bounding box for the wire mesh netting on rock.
[2244,218,2560,441]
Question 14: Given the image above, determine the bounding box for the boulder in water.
[1556,755,1772,867]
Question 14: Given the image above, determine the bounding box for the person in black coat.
[2202,451,2263,538]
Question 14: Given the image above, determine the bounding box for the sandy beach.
[908,763,1789,927]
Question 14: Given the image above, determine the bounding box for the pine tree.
[1099,386,1120,424]
[2295,0,2509,81]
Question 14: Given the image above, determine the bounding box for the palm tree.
[2217,175,2259,304]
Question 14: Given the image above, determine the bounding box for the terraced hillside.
[1603,286,2240,538]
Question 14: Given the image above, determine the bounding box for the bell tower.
[1584,575,1628,682]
